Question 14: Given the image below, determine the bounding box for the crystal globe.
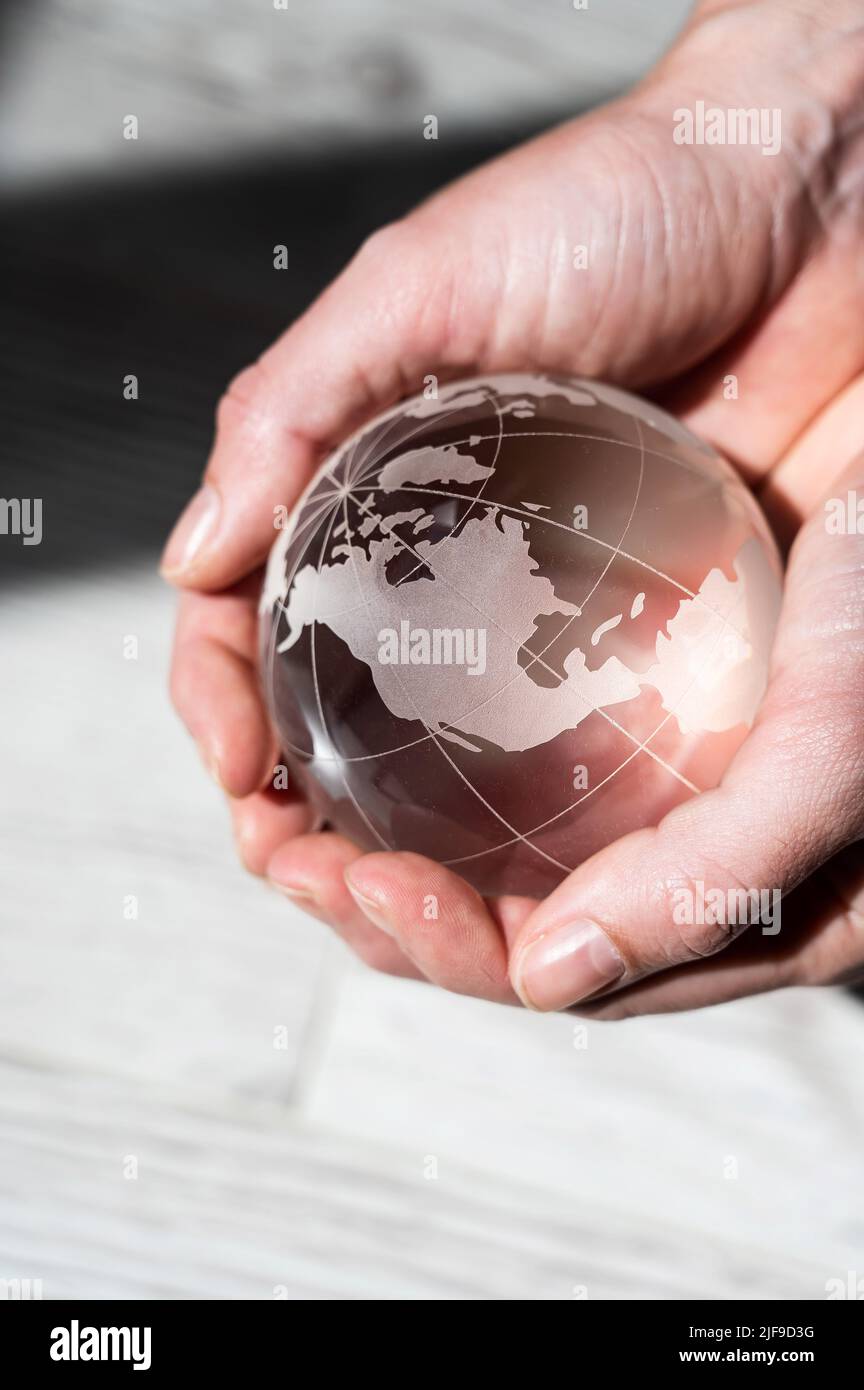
[260,375,782,898]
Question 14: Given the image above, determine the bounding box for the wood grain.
[0,0,693,185]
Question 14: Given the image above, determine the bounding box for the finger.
[266,834,425,981]
[230,784,319,877]
[159,222,465,589]
[759,369,864,544]
[343,852,528,1004]
[572,852,863,1019]
[169,582,274,796]
[669,247,864,485]
[508,454,864,1012]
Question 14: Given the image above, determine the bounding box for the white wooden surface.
[0,0,693,186]
[1,565,863,1299]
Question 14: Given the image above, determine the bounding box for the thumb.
[160,221,464,587]
[509,455,864,1012]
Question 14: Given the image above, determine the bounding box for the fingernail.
[161,484,220,577]
[344,871,396,937]
[512,919,625,1011]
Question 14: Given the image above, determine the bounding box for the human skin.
[163,0,864,1018]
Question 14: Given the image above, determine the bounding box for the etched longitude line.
[338,492,703,874]
[507,409,647,694]
[300,386,501,629]
[307,495,394,852]
[350,489,698,791]
[311,406,737,630]
[344,384,478,496]
[271,414,423,648]
[270,393,736,821]
[365,423,723,489]
[407,408,649,770]
[353,406,739,872]
[277,467,703,788]
[283,404,404,588]
[340,493,573,876]
[273,397,644,761]
[270,482,745,803]
[267,479,365,696]
[326,389,729,607]
[265,486,349,710]
[350,483,748,640]
[268,386,753,875]
[271,485,346,603]
[341,402,409,491]
[339,387,426,491]
[271,422,723,787]
[393,387,505,588]
[445,565,753,868]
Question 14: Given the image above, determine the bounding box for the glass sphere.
[260,375,782,898]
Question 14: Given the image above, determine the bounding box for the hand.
[164,0,864,1014]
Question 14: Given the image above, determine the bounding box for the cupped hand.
[165,0,864,1015]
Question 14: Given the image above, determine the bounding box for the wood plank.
[0,0,693,185]
[0,568,330,1100]
[0,1060,827,1300]
[304,962,864,1297]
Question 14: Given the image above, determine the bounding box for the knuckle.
[354,219,412,270]
[347,217,460,382]
[674,917,738,963]
[213,361,271,440]
[658,862,753,963]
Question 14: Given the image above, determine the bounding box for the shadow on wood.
[0,116,589,586]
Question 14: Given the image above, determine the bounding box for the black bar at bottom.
[2,1297,861,1374]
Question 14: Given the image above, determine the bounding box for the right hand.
[163,0,864,994]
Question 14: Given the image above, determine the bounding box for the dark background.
[1,128,558,584]
[0,0,687,586]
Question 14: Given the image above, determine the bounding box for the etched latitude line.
[338,482,701,819]
[339,492,574,876]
